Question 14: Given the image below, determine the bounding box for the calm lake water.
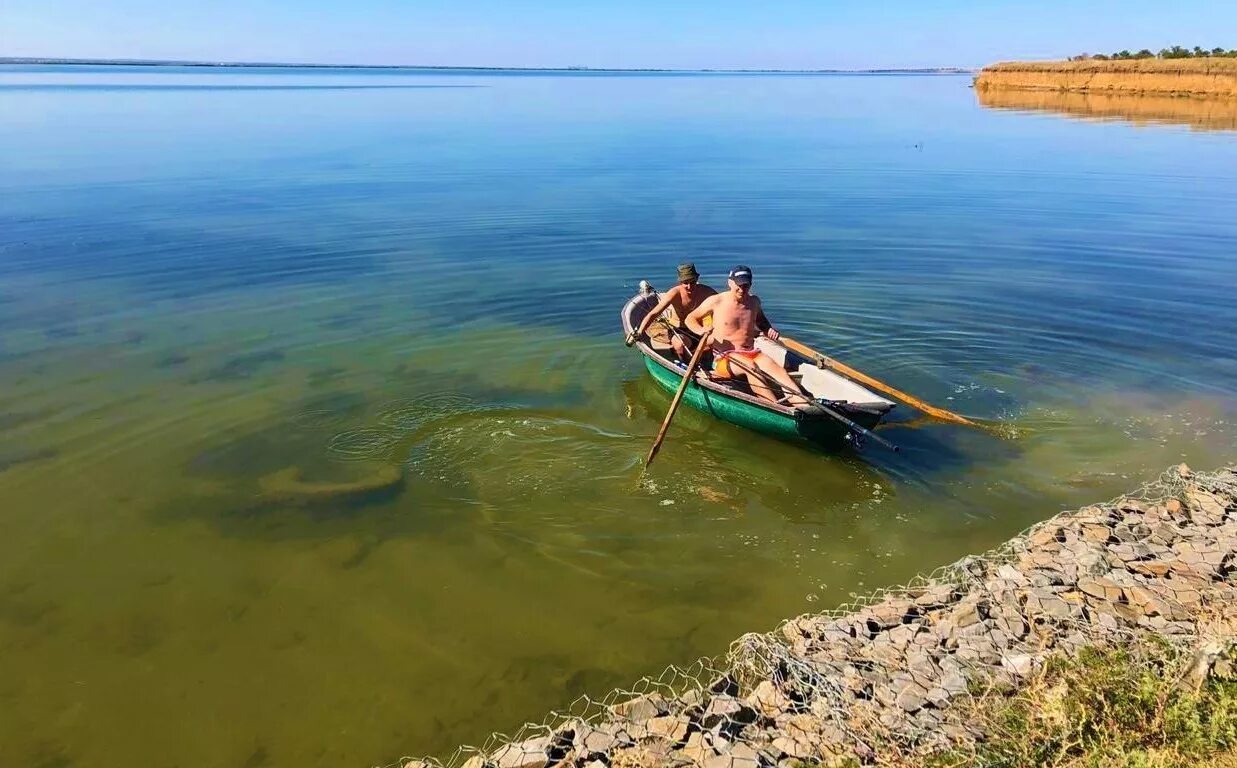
[1,65,1235,767]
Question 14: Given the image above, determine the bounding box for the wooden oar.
[778,335,980,428]
[645,330,711,466]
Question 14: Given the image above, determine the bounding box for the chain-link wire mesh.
[387,464,1237,768]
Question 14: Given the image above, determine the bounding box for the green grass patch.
[942,639,1237,768]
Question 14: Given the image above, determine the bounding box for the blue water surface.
[0,65,1234,768]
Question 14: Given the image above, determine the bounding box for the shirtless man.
[684,265,811,407]
[625,263,717,360]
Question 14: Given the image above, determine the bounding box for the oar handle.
[645,330,712,466]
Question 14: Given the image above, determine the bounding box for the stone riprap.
[397,465,1236,768]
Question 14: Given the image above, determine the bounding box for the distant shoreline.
[0,56,974,75]
[975,58,1237,97]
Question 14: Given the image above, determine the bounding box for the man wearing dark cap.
[626,263,717,361]
[684,265,811,407]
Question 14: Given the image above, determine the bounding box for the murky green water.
[1,65,1234,767]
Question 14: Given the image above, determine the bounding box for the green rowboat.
[621,282,896,448]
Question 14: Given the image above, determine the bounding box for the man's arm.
[626,286,680,345]
[684,294,719,336]
[755,298,781,341]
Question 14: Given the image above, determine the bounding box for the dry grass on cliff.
[982,58,1237,75]
[975,58,1237,97]
[930,632,1237,768]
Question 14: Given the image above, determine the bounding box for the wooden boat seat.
[755,337,895,409]
[798,366,894,408]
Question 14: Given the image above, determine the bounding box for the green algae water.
[1,65,1235,767]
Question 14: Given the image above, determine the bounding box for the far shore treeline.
[1071,45,1237,61]
[975,54,1237,99]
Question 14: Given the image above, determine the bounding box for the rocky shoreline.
[398,465,1236,768]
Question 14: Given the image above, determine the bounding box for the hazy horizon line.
[0,55,976,73]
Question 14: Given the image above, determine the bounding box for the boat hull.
[643,356,881,445]
[622,283,892,449]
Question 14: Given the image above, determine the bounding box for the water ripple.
[326,428,398,461]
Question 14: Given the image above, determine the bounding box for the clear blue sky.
[2,1,1231,69]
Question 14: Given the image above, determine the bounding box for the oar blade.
[644,330,711,467]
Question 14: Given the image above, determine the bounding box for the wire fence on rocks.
[388,464,1237,768]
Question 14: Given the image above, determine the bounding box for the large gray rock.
[702,743,761,768]
[905,651,940,682]
[609,693,666,722]
[679,688,706,708]
[770,734,816,760]
[745,681,791,719]
[1078,576,1125,602]
[1110,542,1155,562]
[1023,588,1074,620]
[490,737,551,768]
[864,635,908,666]
[913,583,959,609]
[886,622,922,649]
[1078,523,1113,544]
[1186,487,1228,526]
[996,564,1029,583]
[863,597,917,630]
[1074,547,1112,577]
[1028,523,1064,548]
[894,680,929,713]
[949,596,986,628]
[681,731,718,763]
[702,695,756,729]
[572,723,617,756]
[1112,521,1151,543]
[646,715,690,744]
[1000,653,1036,678]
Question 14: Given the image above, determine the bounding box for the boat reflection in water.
[977,87,1237,132]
